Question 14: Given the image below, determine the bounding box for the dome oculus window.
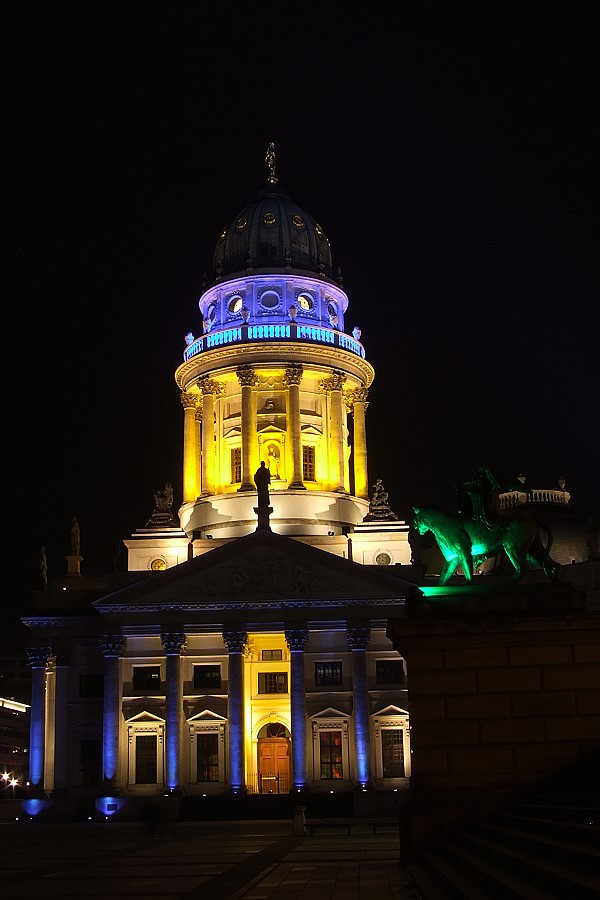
[297,293,314,311]
[218,228,227,241]
[235,217,248,230]
[263,212,276,225]
[228,295,243,314]
[315,223,324,236]
[327,301,337,318]
[259,291,280,310]
[206,305,216,322]
[291,214,304,228]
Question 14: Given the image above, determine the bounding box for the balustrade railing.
[498,489,570,509]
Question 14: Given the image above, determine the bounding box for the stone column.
[26,646,52,795]
[181,392,199,503]
[52,650,71,793]
[223,630,248,793]
[237,365,258,491]
[320,372,346,492]
[195,406,202,497]
[199,378,220,496]
[284,364,305,489]
[347,386,369,500]
[99,635,126,790]
[161,632,187,792]
[347,625,372,786]
[285,627,309,790]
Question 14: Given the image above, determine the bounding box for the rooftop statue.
[69,515,81,556]
[364,478,399,521]
[146,482,177,528]
[415,465,560,585]
[254,461,271,508]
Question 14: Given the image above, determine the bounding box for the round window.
[228,295,243,313]
[260,291,279,309]
[291,214,304,228]
[297,293,313,310]
[263,212,276,225]
[236,217,248,230]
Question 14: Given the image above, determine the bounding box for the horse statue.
[413,506,560,586]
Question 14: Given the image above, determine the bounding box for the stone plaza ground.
[0,819,420,899]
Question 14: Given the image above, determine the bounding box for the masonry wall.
[387,582,600,851]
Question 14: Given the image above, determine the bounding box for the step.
[508,802,600,824]
[458,830,600,897]
[408,851,503,900]
[439,839,553,899]
[472,821,600,874]
[489,811,600,847]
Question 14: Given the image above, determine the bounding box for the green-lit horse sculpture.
[413,507,560,586]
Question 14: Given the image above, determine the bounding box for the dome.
[212,183,334,283]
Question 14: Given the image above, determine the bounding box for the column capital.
[180,391,199,410]
[161,632,187,655]
[285,627,309,651]
[346,625,371,650]
[319,371,346,393]
[26,646,53,669]
[99,634,127,657]
[194,406,203,422]
[198,376,224,397]
[236,364,259,387]
[345,386,369,409]
[223,630,248,653]
[283,364,303,387]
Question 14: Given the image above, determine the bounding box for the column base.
[288,482,307,490]
[238,483,255,492]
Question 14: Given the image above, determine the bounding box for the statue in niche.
[69,516,81,555]
[254,461,271,508]
[364,478,398,521]
[267,444,280,478]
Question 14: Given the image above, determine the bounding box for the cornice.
[175,342,375,391]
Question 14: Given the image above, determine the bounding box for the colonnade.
[180,365,369,501]
[27,623,374,796]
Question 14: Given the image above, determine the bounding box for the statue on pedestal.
[146,482,178,528]
[254,461,273,530]
[364,478,398,521]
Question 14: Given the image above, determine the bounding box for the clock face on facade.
[228,295,243,313]
[375,552,391,566]
[150,558,167,571]
[297,293,313,310]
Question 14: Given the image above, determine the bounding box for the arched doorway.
[257,723,290,793]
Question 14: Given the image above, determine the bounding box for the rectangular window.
[376,660,405,685]
[381,729,405,777]
[132,666,161,691]
[315,662,342,685]
[261,649,282,661]
[302,445,316,481]
[80,739,102,785]
[258,672,288,694]
[231,447,242,483]
[196,733,219,782]
[135,734,158,784]
[79,673,104,698]
[319,730,343,779]
[193,664,221,689]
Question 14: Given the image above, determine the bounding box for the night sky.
[6,3,599,604]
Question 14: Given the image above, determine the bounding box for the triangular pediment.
[188,709,227,723]
[125,710,164,724]
[310,706,349,719]
[373,704,409,717]
[94,529,419,613]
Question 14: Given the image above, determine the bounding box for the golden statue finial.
[265,142,278,184]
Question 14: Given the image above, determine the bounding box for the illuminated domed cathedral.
[24,148,421,817]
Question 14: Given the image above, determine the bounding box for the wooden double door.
[257,736,290,793]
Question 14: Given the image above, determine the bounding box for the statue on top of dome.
[265,142,278,184]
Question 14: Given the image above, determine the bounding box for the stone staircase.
[405,751,600,898]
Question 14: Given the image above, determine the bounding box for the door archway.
[257,723,290,793]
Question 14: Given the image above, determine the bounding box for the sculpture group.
[414,466,560,585]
